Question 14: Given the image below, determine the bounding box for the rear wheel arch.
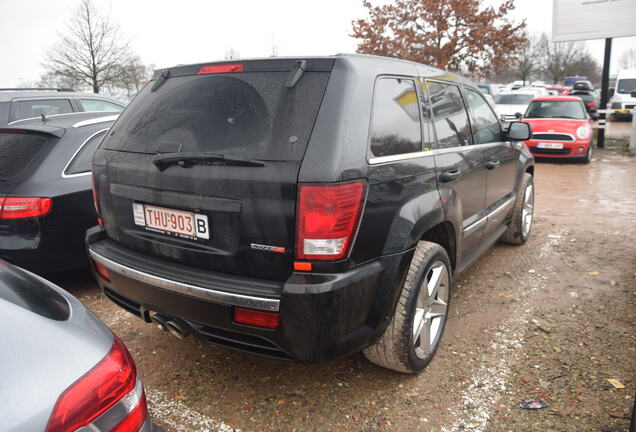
[420,221,457,272]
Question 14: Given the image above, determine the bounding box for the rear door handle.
[438,170,461,183]
[486,160,501,170]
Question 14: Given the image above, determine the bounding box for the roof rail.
[0,87,75,92]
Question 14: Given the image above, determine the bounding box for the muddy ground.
[53,149,636,432]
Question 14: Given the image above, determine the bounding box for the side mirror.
[507,121,531,141]
[514,112,523,119]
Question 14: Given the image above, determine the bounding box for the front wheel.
[363,241,451,374]
[500,173,534,245]
[581,144,592,164]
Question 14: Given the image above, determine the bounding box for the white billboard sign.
[553,0,636,41]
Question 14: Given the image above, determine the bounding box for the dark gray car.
[0,260,158,431]
[0,88,125,127]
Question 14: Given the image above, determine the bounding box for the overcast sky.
[1,0,634,87]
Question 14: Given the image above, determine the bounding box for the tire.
[363,241,451,374]
[500,173,534,245]
[581,144,592,164]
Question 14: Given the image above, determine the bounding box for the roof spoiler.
[0,125,65,138]
[0,87,75,92]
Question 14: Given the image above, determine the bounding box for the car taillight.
[45,335,147,432]
[94,261,111,281]
[0,197,52,219]
[586,102,596,108]
[295,180,367,261]
[197,63,244,74]
[92,174,103,226]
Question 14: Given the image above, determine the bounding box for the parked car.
[86,54,534,374]
[521,96,593,163]
[569,89,599,120]
[564,76,587,87]
[494,90,538,122]
[0,112,117,273]
[0,259,159,431]
[0,88,124,127]
[611,68,636,120]
[477,83,502,98]
[545,85,569,96]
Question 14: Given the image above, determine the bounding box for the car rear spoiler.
[0,125,65,138]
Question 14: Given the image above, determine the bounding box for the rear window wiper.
[152,152,265,171]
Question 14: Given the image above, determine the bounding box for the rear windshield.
[495,94,534,105]
[617,78,636,94]
[525,100,586,119]
[0,132,50,182]
[101,71,330,161]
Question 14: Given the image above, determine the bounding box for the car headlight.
[576,125,591,140]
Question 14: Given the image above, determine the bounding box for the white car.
[494,91,537,122]
[611,68,636,119]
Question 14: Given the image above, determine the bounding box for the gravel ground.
[52,149,636,432]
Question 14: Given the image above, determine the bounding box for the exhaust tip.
[165,320,191,339]
[150,314,169,332]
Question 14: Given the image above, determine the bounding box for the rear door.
[464,88,517,241]
[94,59,333,281]
[426,80,488,262]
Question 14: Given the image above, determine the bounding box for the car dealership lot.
[52,149,635,432]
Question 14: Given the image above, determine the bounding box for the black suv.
[87,55,534,373]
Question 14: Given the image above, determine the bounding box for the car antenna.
[40,113,47,123]
[285,60,306,88]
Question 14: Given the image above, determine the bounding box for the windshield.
[101,71,330,161]
[617,78,636,94]
[524,100,586,119]
[495,94,534,105]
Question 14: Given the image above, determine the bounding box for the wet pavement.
[53,149,636,432]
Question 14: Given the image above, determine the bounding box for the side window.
[428,81,472,148]
[369,78,422,158]
[64,130,107,176]
[11,99,73,122]
[465,89,502,144]
[79,99,123,112]
[417,78,435,151]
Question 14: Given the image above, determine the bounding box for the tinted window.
[0,133,48,181]
[65,130,107,175]
[369,78,422,157]
[495,94,534,105]
[525,100,586,119]
[101,72,330,161]
[80,99,123,112]
[616,79,636,94]
[11,99,73,121]
[465,89,502,144]
[429,82,472,148]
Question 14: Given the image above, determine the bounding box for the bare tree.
[116,55,151,94]
[43,0,132,93]
[267,34,280,57]
[512,32,544,85]
[619,48,636,69]
[540,37,590,84]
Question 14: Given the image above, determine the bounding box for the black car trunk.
[94,58,333,281]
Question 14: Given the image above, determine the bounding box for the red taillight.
[92,174,103,226]
[587,102,596,107]
[295,181,366,261]
[197,63,244,74]
[234,308,280,328]
[95,261,111,281]
[45,336,145,432]
[0,197,52,219]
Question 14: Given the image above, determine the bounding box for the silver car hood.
[0,271,113,432]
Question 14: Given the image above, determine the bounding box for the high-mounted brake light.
[0,197,52,219]
[295,181,367,261]
[197,64,244,75]
[45,335,147,432]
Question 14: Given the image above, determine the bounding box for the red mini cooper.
[522,96,593,163]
